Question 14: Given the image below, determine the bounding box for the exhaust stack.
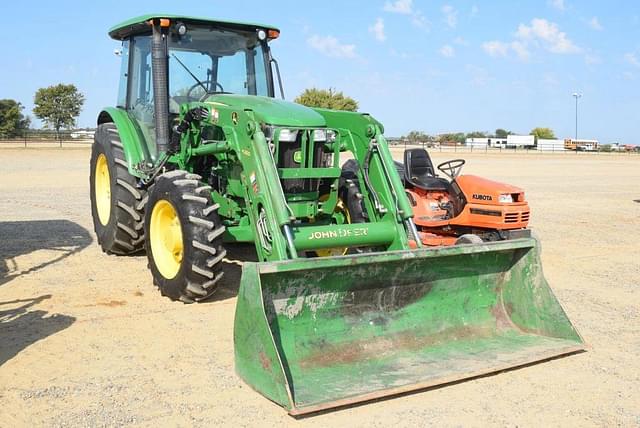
[151,19,170,154]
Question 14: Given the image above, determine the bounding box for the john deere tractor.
[91,14,584,415]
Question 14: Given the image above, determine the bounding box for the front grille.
[504,213,519,223]
[504,211,530,223]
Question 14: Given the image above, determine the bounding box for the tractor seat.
[404,148,449,191]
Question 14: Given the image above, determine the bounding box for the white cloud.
[384,0,429,29]
[542,72,559,86]
[383,0,413,14]
[307,35,356,58]
[482,40,509,57]
[441,4,458,28]
[453,36,469,46]
[588,17,603,31]
[411,10,429,28]
[548,0,565,11]
[584,54,601,65]
[510,41,530,61]
[465,64,490,86]
[439,45,455,58]
[515,18,580,54]
[482,19,578,61]
[369,18,386,42]
[624,53,640,68]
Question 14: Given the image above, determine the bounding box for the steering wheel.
[437,159,466,180]
[186,80,225,101]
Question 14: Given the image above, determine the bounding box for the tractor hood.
[456,175,526,205]
[205,94,326,128]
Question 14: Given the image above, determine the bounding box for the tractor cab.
[107,14,281,160]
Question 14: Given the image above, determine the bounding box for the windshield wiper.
[170,53,207,92]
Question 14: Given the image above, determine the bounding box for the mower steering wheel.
[186,80,225,101]
[437,159,466,180]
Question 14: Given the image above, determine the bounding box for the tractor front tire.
[90,123,147,255]
[145,170,226,303]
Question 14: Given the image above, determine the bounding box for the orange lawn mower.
[395,148,531,246]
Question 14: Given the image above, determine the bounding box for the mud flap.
[233,238,585,415]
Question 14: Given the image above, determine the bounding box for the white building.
[464,137,510,148]
[506,135,535,148]
[465,137,489,148]
[536,138,566,151]
[70,130,95,139]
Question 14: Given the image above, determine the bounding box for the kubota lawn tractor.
[396,148,532,246]
[90,14,585,415]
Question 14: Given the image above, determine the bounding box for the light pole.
[572,92,582,144]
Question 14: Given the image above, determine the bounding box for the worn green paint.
[234,238,585,414]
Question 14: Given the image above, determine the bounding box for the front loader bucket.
[234,238,585,415]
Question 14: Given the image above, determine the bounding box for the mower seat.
[404,148,449,191]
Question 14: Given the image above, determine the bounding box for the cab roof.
[109,14,279,40]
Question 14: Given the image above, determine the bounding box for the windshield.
[168,25,270,109]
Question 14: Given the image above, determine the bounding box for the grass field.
[1,147,639,427]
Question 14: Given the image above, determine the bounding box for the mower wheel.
[90,123,147,255]
[455,234,484,245]
[145,170,226,303]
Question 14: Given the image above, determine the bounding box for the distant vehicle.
[564,138,599,151]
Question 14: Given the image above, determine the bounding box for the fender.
[97,107,149,178]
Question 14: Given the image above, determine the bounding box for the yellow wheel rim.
[95,153,111,225]
[315,197,351,258]
[150,200,184,279]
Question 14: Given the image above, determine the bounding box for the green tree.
[438,132,466,144]
[495,128,511,138]
[529,127,555,141]
[33,84,85,140]
[466,131,487,139]
[0,99,30,137]
[404,130,430,142]
[294,88,358,111]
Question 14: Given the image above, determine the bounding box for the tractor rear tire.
[90,123,147,255]
[145,170,226,303]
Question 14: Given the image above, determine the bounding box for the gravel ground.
[0,147,639,427]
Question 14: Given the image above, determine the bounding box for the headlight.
[498,194,513,203]
[313,129,327,142]
[277,129,298,142]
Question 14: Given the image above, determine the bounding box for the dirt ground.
[1,147,638,427]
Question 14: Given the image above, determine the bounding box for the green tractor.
[91,14,585,415]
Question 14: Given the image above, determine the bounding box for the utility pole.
[572,92,582,144]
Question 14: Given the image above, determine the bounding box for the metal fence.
[388,141,640,156]
[1,132,638,156]
[0,130,94,147]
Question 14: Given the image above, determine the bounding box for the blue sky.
[1,0,639,143]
